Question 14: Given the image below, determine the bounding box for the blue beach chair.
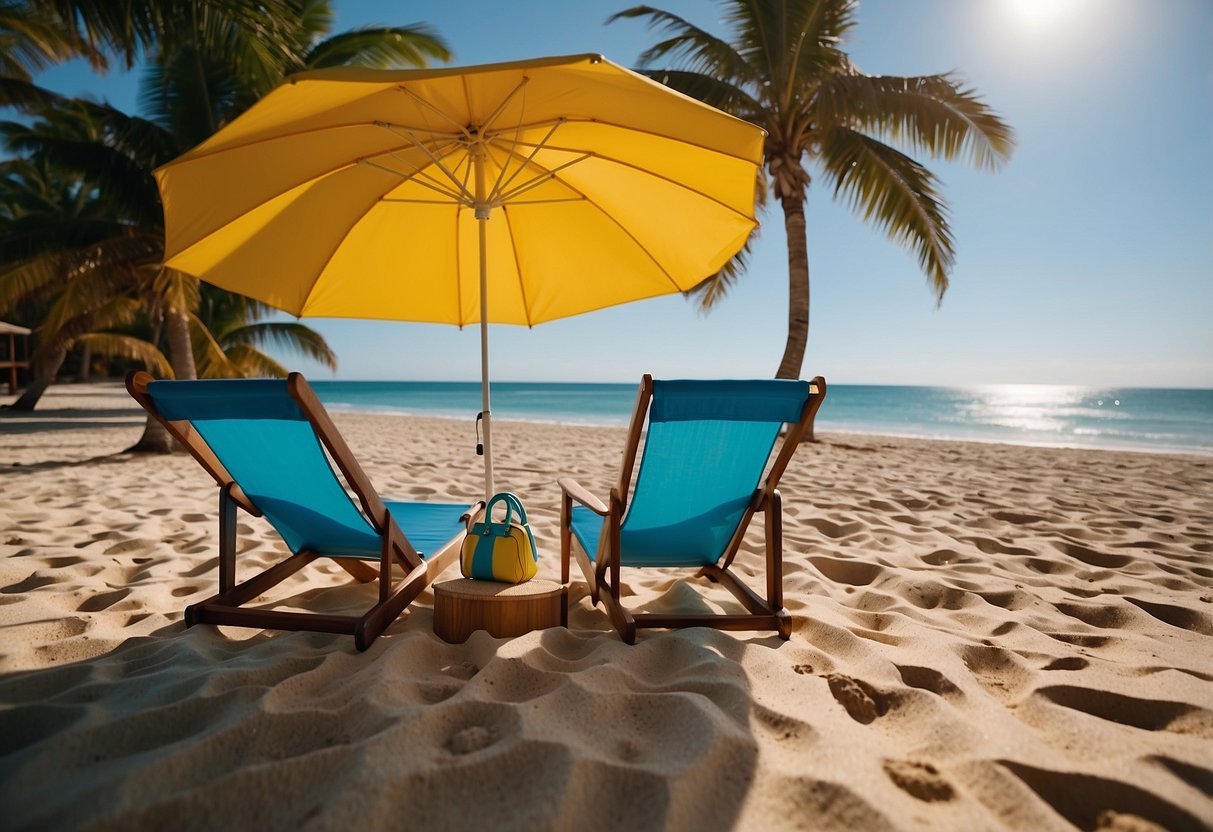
[559,374,826,643]
[127,371,479,650]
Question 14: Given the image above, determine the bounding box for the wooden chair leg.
[766,490,784,611]
[560,491,571,585]
[599,581,636,644]
[218,484,238,594]
[336,559,378,582]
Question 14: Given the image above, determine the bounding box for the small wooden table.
[432,579,567,643]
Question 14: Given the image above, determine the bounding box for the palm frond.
[188,313,240,378]
[153,268,200,316]
[221,343,289,378]
[634,68,762,121]
[303,24,450,69]
[0,76,62,110]
[0,3,104,70]
[818,71,1015,171]
[609,6,757,89]
[0,251,64,309]
[139,48,241,146]
[685,229,759,312]
[220,321,337,370]
[820,126,954,300]
[73,332,171,375]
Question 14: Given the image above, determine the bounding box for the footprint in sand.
[1037,685,1213,737]
[444,723,498,755]
[1041,656,1089,671]
[825,674,889,724]
[882,759,955,802]
[895,664,963,701]
[809,556,883,587]
[76,588,132,612]
[1000,761,1205,831]
[418,681,463,703]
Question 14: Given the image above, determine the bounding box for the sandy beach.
[1,382,1211,831]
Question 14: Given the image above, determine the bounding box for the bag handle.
[485,491,528,527]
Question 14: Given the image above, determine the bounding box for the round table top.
[434,578,563,600]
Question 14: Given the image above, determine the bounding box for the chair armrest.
[461,501,486,528]
[558,477,608,516]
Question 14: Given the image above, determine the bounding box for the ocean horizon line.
[308,380,1213,457]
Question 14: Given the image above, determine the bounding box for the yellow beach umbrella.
[155,53,765,499]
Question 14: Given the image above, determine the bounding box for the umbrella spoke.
[358,156,470,204]
[372,123,474,204]
[489,119,566,204]
[494,153,592,205]
[393,86,475,141]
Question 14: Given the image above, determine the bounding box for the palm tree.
[3,2,447,442]
[611,1,1015,385]
[0,107,170,410]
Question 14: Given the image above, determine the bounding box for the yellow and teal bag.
[460,492,538,584]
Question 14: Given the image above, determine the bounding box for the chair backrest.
[620,379,812,567]
[144,378,382,556]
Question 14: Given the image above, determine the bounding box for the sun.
[1000,0,1086,29]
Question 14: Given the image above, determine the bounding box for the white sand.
[1,382,1211,830]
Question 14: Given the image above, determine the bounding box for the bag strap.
[485,491,528,526]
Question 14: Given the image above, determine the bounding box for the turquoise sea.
[312,381,1213,456]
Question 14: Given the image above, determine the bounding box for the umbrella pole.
[478,214,493,501]
[474,143,494,501]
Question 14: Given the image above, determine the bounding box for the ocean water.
[312,381,1213,456]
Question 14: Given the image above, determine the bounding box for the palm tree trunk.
[76,343,92,382]
[6,344,67,411]
[776,192,811,380]
[165,308,197,380]
[775,192,816,440]
[126,309,195,454]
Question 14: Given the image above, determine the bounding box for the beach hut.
[0,321,30,393]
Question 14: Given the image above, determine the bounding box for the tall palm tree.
[611,1,1015,384]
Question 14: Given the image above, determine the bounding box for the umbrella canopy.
[155,53,766,497]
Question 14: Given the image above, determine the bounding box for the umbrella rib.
[296,157,444,318]
[375,123,474,203]
[498,204,534,328]
[491,197,584,206]
[489,119,565,204]
[156,120,459,168]
[359,158,468,204]
[493,117,762,166]
[480,77,531,134]
[535,175,684,295]
[495,154,592,205]
[394,86,474,141]
[502,143,755,224]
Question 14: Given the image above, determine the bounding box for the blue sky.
[30,0,1213,387]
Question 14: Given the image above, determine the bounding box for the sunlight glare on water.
[967,384,1095,435]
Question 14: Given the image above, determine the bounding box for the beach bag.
[460,492,538,583]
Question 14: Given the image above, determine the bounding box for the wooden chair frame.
[127,370,480,650]
[559,374,826,643]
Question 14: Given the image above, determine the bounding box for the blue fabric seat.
[128,371,475,650]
